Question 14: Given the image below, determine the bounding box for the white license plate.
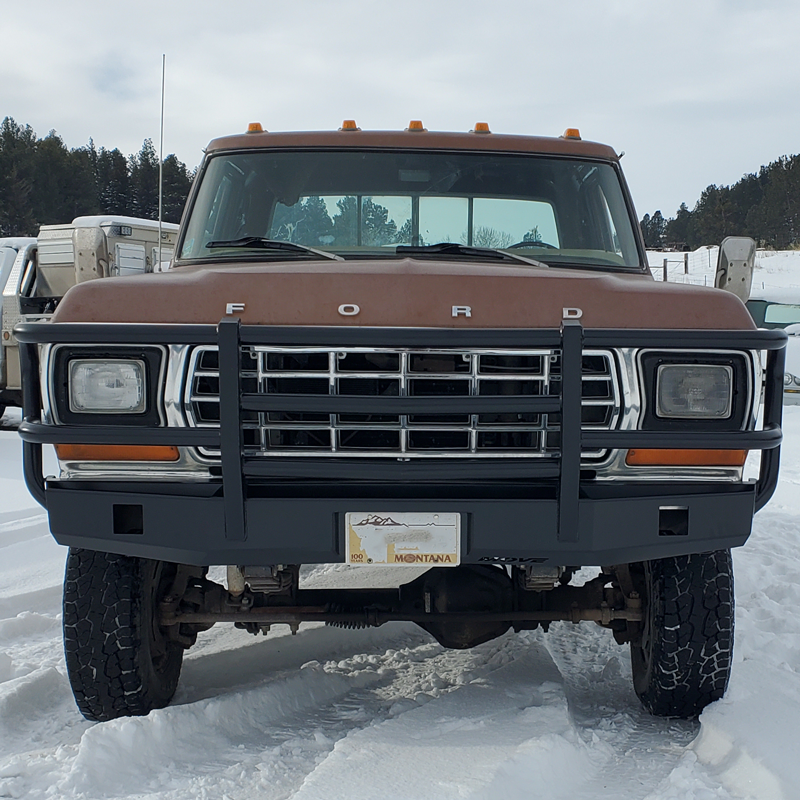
[345,512,461,566]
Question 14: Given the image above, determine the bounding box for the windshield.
[179,150,643,269]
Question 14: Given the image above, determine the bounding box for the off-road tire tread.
[632,549,734,719]
[63,548,182,722]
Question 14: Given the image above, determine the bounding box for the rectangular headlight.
[656,364,733,419]
[69,359,146,413]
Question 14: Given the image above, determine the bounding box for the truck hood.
[51,259,755,330]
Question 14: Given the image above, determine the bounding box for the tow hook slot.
[113,503,143,536]
[659,506,689,536]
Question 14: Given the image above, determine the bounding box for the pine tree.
[361,198,397,246]
[129,139,160,219]
[331,196,358,245]
[0,118,38,235]
[160,154,193,224]
[96,147,133,216]
[665,203,692,249]
[640,211,666,249]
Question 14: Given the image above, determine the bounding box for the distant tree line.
[640,153,800,250]
[0,117,194,237]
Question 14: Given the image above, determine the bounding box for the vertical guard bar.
[20,340,47,508]
[558,319,584,542]
[756,343,785,512]
[218,318,247,541]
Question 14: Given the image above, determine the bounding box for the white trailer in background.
[1,216,179,414]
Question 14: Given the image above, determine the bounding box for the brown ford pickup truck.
[16,122,786,722]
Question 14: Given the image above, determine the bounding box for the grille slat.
[186,346,620,459]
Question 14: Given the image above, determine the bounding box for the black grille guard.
[15,321,787,544]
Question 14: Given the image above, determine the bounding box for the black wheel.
[629,550,734,718]
[0,404,6,420]
[63,548,184,722]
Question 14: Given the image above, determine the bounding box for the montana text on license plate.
[345,512,461,566]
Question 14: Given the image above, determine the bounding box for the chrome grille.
[185,346,620,459]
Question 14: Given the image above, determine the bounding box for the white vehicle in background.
[1,217,178,414]
[783,324,800,404]
[1,238,37,418]
[745,287,800,405]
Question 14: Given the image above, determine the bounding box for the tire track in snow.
[0,623,433,799]
[291,633,600,800]
[0,625,587,800]
[541,621,736,799]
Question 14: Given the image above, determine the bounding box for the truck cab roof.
[206,125,620,161]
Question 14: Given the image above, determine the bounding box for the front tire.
[63,548,184,722]
[629,550,734,718]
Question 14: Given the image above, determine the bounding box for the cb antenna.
[157,54,165,271]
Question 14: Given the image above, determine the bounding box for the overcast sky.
[2,0,799,223]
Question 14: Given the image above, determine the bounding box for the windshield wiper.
[396,242,547,268]
[206,237,344,261]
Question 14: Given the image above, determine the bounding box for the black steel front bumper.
[16,321,786,567]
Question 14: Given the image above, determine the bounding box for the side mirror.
[715,236,755,302]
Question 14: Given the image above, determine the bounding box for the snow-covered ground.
[2,254,800,799]
[647,246,800,293]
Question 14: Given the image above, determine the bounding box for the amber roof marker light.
[406,120,426,131]
[562,128,582,140]
[471,122,491,134]
[246,122,264,133]
[340,119,361,131]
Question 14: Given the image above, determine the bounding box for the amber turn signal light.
[626,449,747,467]
[55,445,180,462]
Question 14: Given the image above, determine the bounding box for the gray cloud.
[1,0,799,221]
